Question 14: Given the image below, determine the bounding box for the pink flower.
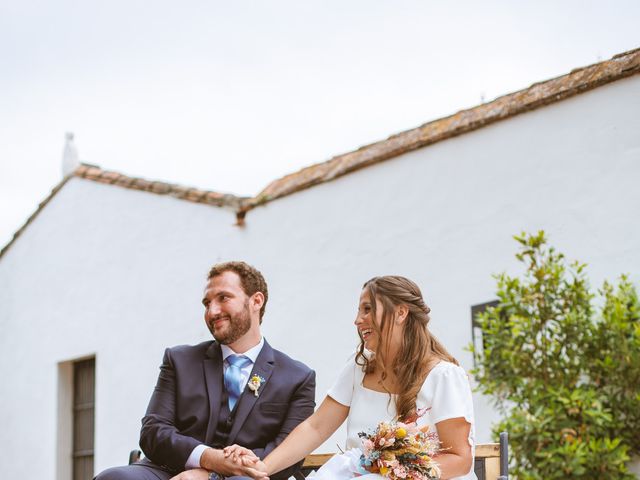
[362,439,374,453]
[358,417,440,479]
[393,466,408,478]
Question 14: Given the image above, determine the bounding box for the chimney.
[62,132,80,177]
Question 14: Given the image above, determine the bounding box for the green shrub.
[471,231,640,479]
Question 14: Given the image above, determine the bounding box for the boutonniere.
[247,374,266,397]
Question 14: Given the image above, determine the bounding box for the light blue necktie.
[224,354,252,411]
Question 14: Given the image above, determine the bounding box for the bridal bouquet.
[358,419,441,480]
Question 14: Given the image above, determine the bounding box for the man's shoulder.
[269,345,314,376]
[165,340,215,359]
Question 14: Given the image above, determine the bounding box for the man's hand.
[223,444,259,464]
[169,468,210,480]
[200,446,265,477]
[223,445,269,480]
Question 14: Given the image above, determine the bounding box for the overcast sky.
[1,0,639,249]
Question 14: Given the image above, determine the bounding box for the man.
[96,261,316,480]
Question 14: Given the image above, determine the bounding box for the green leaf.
[471,231,640,477]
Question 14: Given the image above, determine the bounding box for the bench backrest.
[302,433,509,480]
[129,433,509,479]
[473,443,502,480]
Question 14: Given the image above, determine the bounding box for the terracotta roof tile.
[2,47,639,261]
[0,165,247,260]
[241,47,640,211]
[100,171,121,183]
[73,164,247,209]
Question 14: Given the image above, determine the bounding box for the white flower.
[247,375,265,397]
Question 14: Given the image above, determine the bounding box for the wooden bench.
[299,432,509,480]
[129,432,509,479]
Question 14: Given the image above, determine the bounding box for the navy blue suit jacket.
[140,339,316,478]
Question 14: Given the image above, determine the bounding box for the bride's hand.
[223,444,259,464]
[241,462,269,480]
[223,445,269,479]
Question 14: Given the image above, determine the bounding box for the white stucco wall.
[244,74,640,451]
[1,75,639,479]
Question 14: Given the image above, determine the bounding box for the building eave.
[241,47,640,212]
[0,164,248,260]
[2,47,639,259]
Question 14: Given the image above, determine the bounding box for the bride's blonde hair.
[355,275,458,421]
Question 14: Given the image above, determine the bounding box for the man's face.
[202,271,254,345]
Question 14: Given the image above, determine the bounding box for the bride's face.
[355,289,385,351]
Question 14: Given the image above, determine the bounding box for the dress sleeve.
[428,364,474,426]
[327,355,357,407]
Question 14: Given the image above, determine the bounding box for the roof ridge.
[241,47,640,211]
[2,47,639,260]
[0,164,249,260]
[73,164,248,209]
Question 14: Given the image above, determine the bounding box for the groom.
[95,261,316,480]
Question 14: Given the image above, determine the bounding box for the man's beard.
[208,301,252,345]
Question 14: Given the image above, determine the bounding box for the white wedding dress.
[309,355,477,480]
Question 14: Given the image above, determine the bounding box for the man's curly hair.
[207,261,268,321]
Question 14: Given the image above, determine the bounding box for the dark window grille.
[73,358,95,480]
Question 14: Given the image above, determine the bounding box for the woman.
[229,276,476,480]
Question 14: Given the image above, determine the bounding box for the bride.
[229,275,476,480]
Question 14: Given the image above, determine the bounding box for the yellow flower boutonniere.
[247,374,266,397]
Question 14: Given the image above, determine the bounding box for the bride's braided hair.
[355,275,459,422]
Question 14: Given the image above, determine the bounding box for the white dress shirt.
[185,337,265,470]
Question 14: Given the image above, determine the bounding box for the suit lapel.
[227,340,275,444]
[203,341,224,445]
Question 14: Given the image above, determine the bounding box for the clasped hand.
[223,444,269,480]
[169,445,268,480]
